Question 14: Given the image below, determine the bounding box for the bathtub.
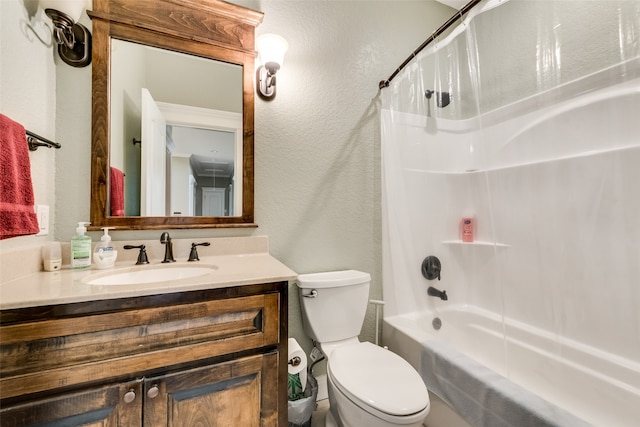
[381,59,640,426]
[383,305,640,427]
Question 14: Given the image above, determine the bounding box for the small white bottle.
[71,222,92,269]
[94,227,118,269]
[42,242,62,272]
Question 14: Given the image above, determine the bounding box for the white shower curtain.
[381,0,640,423]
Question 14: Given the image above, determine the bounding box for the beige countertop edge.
[0,253,297,310]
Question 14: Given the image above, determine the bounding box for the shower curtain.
[381,0,640,416]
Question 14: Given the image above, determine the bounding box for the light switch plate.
[36,205,49,236]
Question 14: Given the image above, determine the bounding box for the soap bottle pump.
[94,227,118,269]
[71,222,92,269]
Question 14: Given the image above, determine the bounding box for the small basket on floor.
[288,374,318,427]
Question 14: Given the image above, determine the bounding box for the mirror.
[110,40,243,217]
[89,0,263,229]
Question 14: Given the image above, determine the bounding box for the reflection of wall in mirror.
[145,47,242,113]
[110,39,243,217]
[111,40,144,216]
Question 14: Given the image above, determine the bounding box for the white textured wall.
[3,1,454,364]
[0,0,56,252]
[110,39,145,170]
[239,0,454,358]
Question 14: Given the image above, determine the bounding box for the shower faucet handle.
[421,255,441,280]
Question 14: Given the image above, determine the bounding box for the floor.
[306,387,466,427]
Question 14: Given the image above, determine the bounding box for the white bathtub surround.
[381,1,640,426]
[421,339,589,427]
[386,307,640,426]
[386,310,602,426]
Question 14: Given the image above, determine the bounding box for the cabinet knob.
[147,384,160,399]
[123,389,136,403]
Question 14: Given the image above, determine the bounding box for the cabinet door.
[144,352,280,427]
[0,379,143,427]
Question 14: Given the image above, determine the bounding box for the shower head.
[425,90,451,108]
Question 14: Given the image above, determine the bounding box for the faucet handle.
[421,255,441,281]
[123,244,150,265]
[188,242,211,261]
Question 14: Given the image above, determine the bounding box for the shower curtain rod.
[378,0,482,90]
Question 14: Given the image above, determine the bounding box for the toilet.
[297,270,430,427]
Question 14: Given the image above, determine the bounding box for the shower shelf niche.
[442,240,510,248]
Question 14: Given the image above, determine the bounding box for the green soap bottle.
[71,222,92,269]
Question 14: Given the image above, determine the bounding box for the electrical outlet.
[36,205,49,236]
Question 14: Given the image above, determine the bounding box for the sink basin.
[84,265,217,286]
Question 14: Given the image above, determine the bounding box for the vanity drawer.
[0,292,280,400]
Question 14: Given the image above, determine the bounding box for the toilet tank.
[296,270,371,343]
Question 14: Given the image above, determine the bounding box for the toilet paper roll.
[288,338,308,391]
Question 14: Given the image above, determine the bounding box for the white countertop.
[0,237,297,310]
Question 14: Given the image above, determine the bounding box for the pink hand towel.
[0,114,40,239]
[110,166,125,216]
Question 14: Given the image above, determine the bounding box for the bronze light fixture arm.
[44,8,92,67]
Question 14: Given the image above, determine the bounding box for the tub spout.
[428,286,448,301]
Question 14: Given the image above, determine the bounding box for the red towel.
[110,166,125,216]
[0,114,40,240]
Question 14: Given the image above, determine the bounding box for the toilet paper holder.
[288,356,302,367]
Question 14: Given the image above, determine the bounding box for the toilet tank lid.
[297,270,371,289]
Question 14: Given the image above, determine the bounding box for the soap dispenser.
[71,222,92,269]
[94,227,118,269]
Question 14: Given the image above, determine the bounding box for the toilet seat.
[328,342,429,420]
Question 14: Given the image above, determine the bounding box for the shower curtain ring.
[458,10,466,27]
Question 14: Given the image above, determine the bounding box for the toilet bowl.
[327,341,430,426]
[297,270,430,427]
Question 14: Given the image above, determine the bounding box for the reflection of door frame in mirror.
[189,175,197,216]
[156,102,243,217]
[88,0,263,230]
[140,88,167,217]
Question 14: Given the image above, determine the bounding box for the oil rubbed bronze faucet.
[427,286,448,301]
[123,244,149,265]
[422,255,447,300]
[160,232,176,263]
[188,242,211,261]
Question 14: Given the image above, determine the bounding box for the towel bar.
[26,130,61,151]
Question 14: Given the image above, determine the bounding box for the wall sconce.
[256,34,288,99]
[40,0,92,67]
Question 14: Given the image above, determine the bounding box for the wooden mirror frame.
[88,0,263,230]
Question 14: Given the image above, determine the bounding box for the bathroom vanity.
[0,237,295,426]
[0,0,292,422]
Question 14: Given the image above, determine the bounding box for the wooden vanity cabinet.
[0,282,288,426]
[0,379,143,426]
[144,352,278,426]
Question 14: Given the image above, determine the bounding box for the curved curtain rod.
[378,0,483,90]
